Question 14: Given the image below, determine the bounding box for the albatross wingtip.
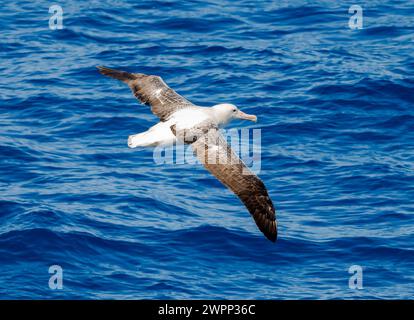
[96,66,136,82]
[264,220,277,242]
[97,65,111,72]
[268,232,277,242]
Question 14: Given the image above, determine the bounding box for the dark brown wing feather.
[97,66,194,121]
[190,128,277,242]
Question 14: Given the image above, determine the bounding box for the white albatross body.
[128,107,211,147]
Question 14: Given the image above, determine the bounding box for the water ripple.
[1,0,414,299]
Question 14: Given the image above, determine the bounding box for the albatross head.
[212,103,257,126]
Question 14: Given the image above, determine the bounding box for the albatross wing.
[189,127,277,242]
[97,66,195,121]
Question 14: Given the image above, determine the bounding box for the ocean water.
[1,0,414,299]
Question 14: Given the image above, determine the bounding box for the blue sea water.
[1,0,414,299]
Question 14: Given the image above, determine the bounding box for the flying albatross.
[97,66,277,242]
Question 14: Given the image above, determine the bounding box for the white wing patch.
[171,109,211,129]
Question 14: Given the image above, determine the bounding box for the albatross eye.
[232,109,237,112]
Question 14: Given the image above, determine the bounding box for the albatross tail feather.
[97,66,137,83]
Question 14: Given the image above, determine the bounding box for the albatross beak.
[237,110,257,122]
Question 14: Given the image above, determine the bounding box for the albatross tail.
[128,122,177,148]
[97,66,137,83]
[128,131,156,148]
